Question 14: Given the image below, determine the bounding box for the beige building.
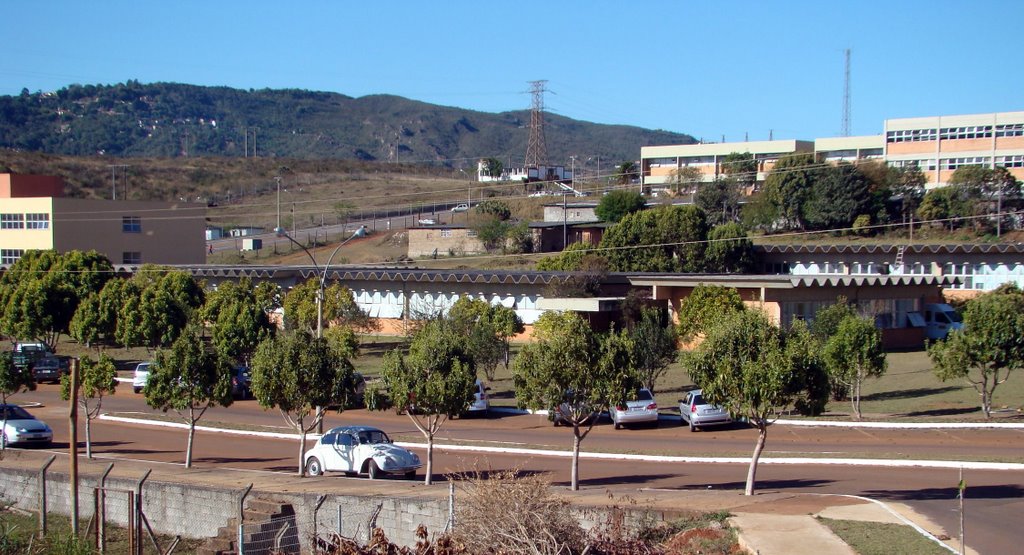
[0,174,206,265]
[883,111,1024,188]
[407,225,485,258]
[640,139,815,188]
[641,110,1024,191]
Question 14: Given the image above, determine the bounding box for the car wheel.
[133,386,142,394]
[689,421,697,432]
[305,457,323,477]
[367,460,380,480]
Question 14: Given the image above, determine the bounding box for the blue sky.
[3,1,1022,144]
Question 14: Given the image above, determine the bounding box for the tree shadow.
[679,478,836,492]
[560,473,682,488]
[446,468,546,481]
[899,407,980,417]
[865,484,1024,501]
[861,386,962,402]
[196,456,290,465]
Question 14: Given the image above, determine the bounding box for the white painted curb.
[98,414,1024,471]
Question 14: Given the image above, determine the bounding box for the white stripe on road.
[97,414,1024,471]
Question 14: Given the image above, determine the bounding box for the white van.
[922,303,963,340]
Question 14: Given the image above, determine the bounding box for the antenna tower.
[841,48,851,137]
[525,80,548,168]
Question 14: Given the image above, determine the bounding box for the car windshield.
[635,389,653,401]
[693,394,705,405]
[356,430,390,444]
[0,406,34,420]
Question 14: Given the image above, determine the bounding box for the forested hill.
[0,81,695,165]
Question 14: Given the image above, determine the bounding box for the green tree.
[0,250,113,350]
[372,320,476,485]
[616,161,639,185]
[481,157,504,178]
[474,199,512,220]
[283,280,376,335]
[595,189,646,223]
[201,279,276,365]
[0,352,36,450]
[823,315,887,419]
[740,191,780,231]
[536,242,594,271]
[473,217,513,252]
[890,165,928,223]
[667,166,703,197]
[447,298,522,380]
[695,177,743,226]
[625,306,677,393]
[929,287,1024,417]
[60,354,117,458]
[676,285,745,342]
[705,222,755,273]
[918,185,973,230]
[251,330,349,475]
[145,326,234,468]
[720,152,757,187]
[512,312,639,490]
[69,292,104,349]
[685,309,824,495]
[762,153,819,230]
[600,205,708,272]
[804,163,874,231]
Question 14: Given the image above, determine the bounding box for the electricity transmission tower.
[525,80,548,168]
[841,48,851,137]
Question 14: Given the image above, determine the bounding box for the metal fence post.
[448,482,455,532]
[38,455,56,539]
[238,483,253,555]
[97,463,114,552]
[134,469,151,555]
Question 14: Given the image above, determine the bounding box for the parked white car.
[450,203,469,212]
[1,404,53,448]
[610,388,659,429]
[466,379,490,415]
[416,218,437,226]
[132,362,152,394]
[304,426,421,479]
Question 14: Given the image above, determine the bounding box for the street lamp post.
[275,224,367,432]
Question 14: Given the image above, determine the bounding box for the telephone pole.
[525,80,548,169]
[107,164,129,200]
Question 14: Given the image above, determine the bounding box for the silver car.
[679,389,732,432]
[132,362,152,394]
[1,404,53,447]
[610,388,659,429]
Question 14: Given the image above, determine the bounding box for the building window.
[25,213,49,229]
[941,157,991,171]
[996,155,1024,168]
[996,123,1024,137]
[886,128,937,143]
[122,252,142,264]
[466,230,478,237]
[939,126,992,140]
[440,229,452,238]
[943,262,974,289]
[1,213,25,229]
[764,262,792,274]
[122,216,142,233]
[851,261,884,275]
[1,249,24,264]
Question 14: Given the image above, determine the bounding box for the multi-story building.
[0,173,206,265]
[640,110,1024,191]
[640,139,814,189]
[883,111,1024,188]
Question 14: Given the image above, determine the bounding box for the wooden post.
[68,358,80,534]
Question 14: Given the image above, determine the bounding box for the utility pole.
[107,164,129,200]
[68,358,80,534]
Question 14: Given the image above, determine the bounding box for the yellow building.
[884,111,1024,188]
[0,174,206,265]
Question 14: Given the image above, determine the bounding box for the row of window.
[890,157,1023,171]
[438,229,477,238]
[1,213,50,229]
[781,298,919,330]
[887,123,1024,143]
[941,156,991,171]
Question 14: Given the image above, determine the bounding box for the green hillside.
[0,81,694,165]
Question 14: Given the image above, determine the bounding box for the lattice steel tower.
[525,80,548,168]
[841,49,851,137]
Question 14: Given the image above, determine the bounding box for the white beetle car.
[304,426,421,479]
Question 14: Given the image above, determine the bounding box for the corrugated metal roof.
[756,243,1024,255]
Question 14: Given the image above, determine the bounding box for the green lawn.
[817,517,952,555]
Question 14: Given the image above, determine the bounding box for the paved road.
[14,384,1024,555]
